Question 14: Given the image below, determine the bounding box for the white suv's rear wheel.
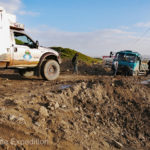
[41,60,60,80]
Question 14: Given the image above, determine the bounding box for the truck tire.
[41,60,60,80]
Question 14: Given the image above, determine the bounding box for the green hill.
[51,47,102,64]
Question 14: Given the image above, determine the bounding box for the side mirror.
[36,40,39,48]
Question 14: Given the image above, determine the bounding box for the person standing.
[72,53,79,74]
[110,51,113,58]
[113,60,118,76]
[146,60,150,76]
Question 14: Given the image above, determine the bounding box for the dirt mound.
[48,78,150,150]
[0,70,149,150]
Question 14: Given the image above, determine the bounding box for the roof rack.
[10,22,24,31]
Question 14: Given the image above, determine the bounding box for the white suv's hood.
[39,46,59,56]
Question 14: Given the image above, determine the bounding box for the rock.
[82,117,88,123]
[54,102,59,109]
[34,122,40,127]
[8,115,25,124]
[50,107,55,111]
[39,106,49,117]
[81,82,86,89]
[8,115,17,121]
[62,105,67,108]
[75,107,79,112]
[17,117,26,124]
[111,140,123,149]
[95,112,100,116]
[111,83,115,86]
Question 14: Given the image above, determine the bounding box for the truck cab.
[112,50,148,76]
[0,7,61,80]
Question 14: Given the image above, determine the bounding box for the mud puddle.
[59,84,72,90]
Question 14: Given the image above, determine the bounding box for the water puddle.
[141,79,150,85]
[59,85,72,90]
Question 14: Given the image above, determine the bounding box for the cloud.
[27,27,150,57]
[18,10,40,16]
[0,0,21,13]
[135,22,150,28]
[119,26,130,30]
[0,0,39,16]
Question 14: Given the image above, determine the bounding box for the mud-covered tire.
[41,60,60,80]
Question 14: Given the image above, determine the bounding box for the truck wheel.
[41,60,60,80]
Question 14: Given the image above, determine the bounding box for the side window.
[14,32,36,48]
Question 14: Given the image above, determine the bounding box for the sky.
[0,0,150,57]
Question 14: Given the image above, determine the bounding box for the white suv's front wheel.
[41,60,60,80]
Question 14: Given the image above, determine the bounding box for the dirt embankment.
[0,68,149,150]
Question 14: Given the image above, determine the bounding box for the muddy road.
[0,68,149,150]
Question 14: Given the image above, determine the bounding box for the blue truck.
[112,50,148,76]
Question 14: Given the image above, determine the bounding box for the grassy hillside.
[51,47,102,64]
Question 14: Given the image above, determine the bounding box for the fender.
[38,52,61,66]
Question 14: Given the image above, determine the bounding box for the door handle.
[14,47,17,52]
